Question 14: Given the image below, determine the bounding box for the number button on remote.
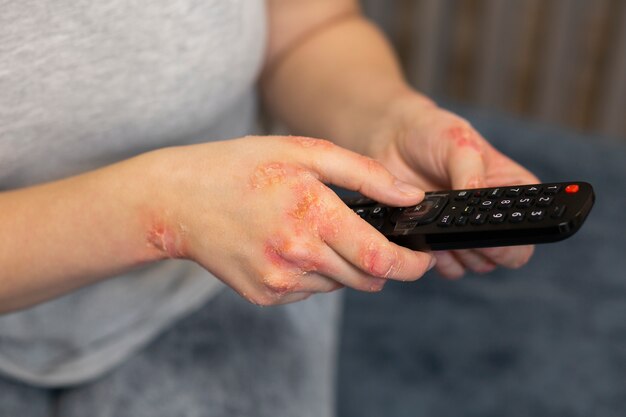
[506,187,522,197]
[516,197,533,208]
[488,188,504,198]
[479,200,495,210]
[536,196,553,207]
[370,206,386,218]
[497,199,513,209]
[544,185,561,195]
[528,209,545,222]
[489,212,506,224]
[454,191,470,201]
[525,186,541,196]
[509,210,525,223]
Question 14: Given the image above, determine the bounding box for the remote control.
[345,182,595,251]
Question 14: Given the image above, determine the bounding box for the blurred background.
[337,2,626,416]
[360,0,625,141]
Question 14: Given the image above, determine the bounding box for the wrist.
[128,147,197,262]
[361,89,436,159]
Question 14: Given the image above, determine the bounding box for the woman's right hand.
[143,136,436,305]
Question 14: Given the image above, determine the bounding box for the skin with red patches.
[146,219,186,259]
[359,241,396,278]
[288,181,341,240]
[249,162,289,189]
[264,237,323,272]
[249,162,319,190]
[445,126,483,154]
[287,136,335,149]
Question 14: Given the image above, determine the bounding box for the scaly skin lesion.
[145,217,187,259]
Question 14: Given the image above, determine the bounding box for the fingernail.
[427,256,437,271]
[394,179,423,197]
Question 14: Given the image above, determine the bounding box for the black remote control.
[345,182,595,251]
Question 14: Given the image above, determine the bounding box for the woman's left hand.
[367,93,540,279]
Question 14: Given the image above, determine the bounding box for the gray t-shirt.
[0,0,267,386]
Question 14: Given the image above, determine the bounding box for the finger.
[275,237,391,293]
[433,250,465,279]
[290,137,425,206]
[450,249,497,274]
[444,127,487,190]
[478,245,535,269]
[322,194,436,281]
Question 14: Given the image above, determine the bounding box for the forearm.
[261,12,431,155]
[0,153,165,313]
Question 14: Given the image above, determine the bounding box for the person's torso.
[0,0,267,386]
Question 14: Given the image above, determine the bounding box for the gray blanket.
[338,106,626,417]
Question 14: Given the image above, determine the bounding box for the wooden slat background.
[361,0,626,141]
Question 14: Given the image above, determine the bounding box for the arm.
[0,137,434,313]
[0,155,163,312]
[262,0,538,278]
[262,0,414,154]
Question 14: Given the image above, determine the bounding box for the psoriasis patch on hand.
[146,219,186,259]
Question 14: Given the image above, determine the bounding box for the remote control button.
[516,197,533,208]
[456,215,469,226]
[470,212,487,225]
[550,205,566,218]
[462,206,474,215]
[479,200,495,210]
[524,186,541,195]
[497,199,514,209]
[399,196,448,224]
[473,190,486,197]
[467,197,481,206]
[438,214,454,227]
[370,206,387,219]
[536,196,554,207]
[565,184,579,194]
[355,208,369,219]
[489,212,506,224]
[528,209,545,222]
[454,191,470,201]
[544,185,561,195]
[509,210,525,223]
[394,220,418,233]
[401,200,435,218]
[488,188,504,198]
[505,187,522,197]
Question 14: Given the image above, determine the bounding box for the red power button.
[565,184,579,194]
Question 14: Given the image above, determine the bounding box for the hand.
[368,94,539,279]
[144,136,436,305]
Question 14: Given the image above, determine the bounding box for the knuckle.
[360,242,399,278]
[263,272,300,295]
[363,156,386,176]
